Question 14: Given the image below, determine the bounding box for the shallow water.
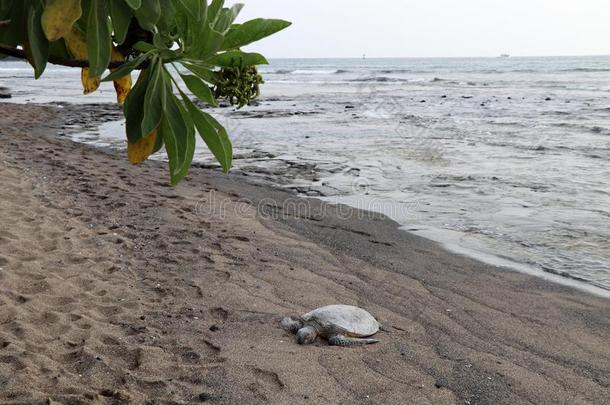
[2,56,609,292]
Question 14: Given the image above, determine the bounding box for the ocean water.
[2,56,610,294]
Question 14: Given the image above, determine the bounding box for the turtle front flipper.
[328,335,379,346]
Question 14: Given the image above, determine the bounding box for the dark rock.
[0,87,11,99]
[230,109,320,119]
[233,150,277,160]
[209,325,219,332]
[345,105,355,109]
[545,97,552,101]
[197,393,214,402]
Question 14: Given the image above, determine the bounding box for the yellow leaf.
[111,48,125,63]
[109,48,132,105]
[128,129,158,165]
[113,73,132,105]
[81,68,100,94]
[41,0,82,42]
[63,28,88,60]
[67,32,99,94]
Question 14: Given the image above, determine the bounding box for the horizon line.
[263,54,610,60]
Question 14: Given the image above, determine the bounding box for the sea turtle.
[281,305,380,346]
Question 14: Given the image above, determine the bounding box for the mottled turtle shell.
[302,305,379,337]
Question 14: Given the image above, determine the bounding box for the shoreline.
[1,102,609,403]
[410,226,610,299]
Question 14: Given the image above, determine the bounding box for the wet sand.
[0,103,609,404]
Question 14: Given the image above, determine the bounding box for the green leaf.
[109,0,132,45]
[181,91,232,173]
[133,41,156,53]
[124,67,150,143]
[153,31,170,50]
[124,0,142,10]
[175,0,201,21]
[152,127,165,153]
[0,0,25,48]
[182,62,218,83]
[199,28,225,59]
[199,0,208,21]
[180,0,225,59]
[134,0,161,31]
[156,0,176,33]
[141,58,165,137]
[48,39,71,61]
[214,3,243,34]
[209,51,268,67]
[179,73,218,106]
[173,3,190,45]
[27,3,49,79]
[101,53,149,82]
[223,19,291,50]
[207,0,225,23]
[87,0,112,77]
[0,0,12,19]
[176,0,207,52]
[162,91,196,185]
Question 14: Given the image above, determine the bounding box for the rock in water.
[281,304,380,346]
[0,87,11,99]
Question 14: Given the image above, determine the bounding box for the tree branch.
[0,45,142,69]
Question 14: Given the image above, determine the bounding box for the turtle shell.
[302,305,379,337]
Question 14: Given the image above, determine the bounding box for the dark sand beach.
[0,103,609,404]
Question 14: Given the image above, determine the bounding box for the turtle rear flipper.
[328,335,379,346]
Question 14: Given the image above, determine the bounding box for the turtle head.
[280,317,303,334]
[296,326,318,345]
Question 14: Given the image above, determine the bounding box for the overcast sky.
[236,0,610,58]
